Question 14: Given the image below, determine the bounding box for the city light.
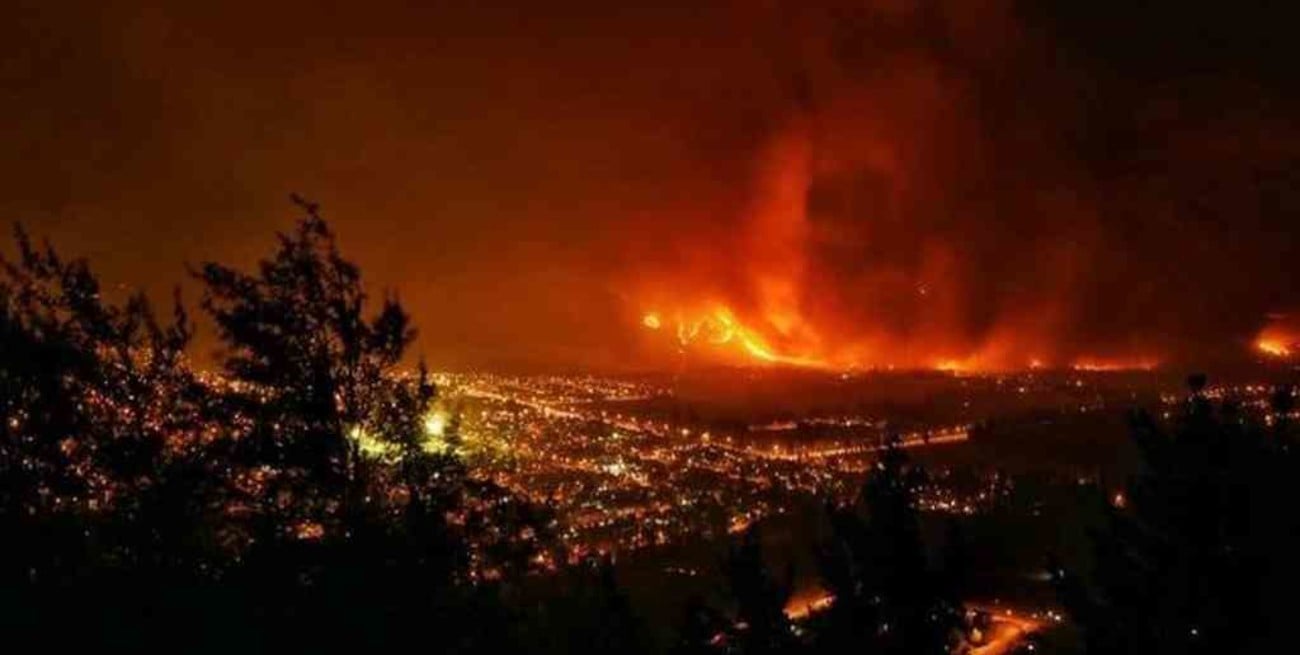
[424,411,448,437]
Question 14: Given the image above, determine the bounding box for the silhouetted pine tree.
[811,440,969,655]
[193,196,426,541]
[190,198,557,652]
[726,527,800,655]
[0,224,225,647]
[189,198,480,647]
[1,204,553,652]
[521,555,651,655]
[1055,375,1300,655]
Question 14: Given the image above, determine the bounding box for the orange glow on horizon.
[934,359,972,374]
[640,305,1160,373]
[1255,316,1297,359]
[627,118,1174,374]
[1070,358,1158,372]
[1257,338,1291,358]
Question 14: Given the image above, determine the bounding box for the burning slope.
[613,1,1298,374]
[634,119,1158,372]
[1256,315,1298,359]
[640,303,1162,372]
[1258,340,1292,358]
[642,307,829,369]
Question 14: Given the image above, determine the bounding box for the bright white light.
[424,412,448,437]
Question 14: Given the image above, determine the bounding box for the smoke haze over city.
[5,1,1298,370]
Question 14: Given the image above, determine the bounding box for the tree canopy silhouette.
[193,196,429,538]
[810,440,970,655]
[679,442,972,655]
[1,200,553,652]
[0,223,228,646]
[1056,376,1300,655]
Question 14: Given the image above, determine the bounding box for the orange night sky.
[4,1,1299,371]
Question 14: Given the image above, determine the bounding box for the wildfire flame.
[631,110,1164,374]
[1070,359,1158,372]
[645,307,829,369]
[640,307,1161,373]
[1256,315,1297,359]
[1258,339,1291,358]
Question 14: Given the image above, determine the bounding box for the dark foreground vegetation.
[2,200,1298,654]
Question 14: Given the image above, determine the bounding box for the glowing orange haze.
[1256,316,1298,358]
[633,121,1160,373]
[641,306,1159,373]
[1257,339,1291,358]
